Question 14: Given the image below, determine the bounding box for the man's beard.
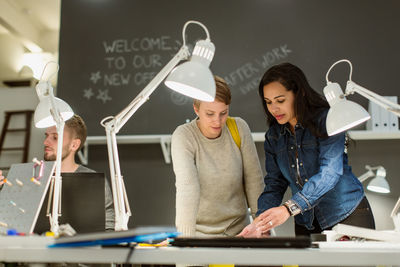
[44,149,70,161]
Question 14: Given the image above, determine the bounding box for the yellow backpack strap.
[226,117,241,149]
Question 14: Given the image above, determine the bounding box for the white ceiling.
[0,0,60,52]
[3,0,61,31]
[0,0,61,83]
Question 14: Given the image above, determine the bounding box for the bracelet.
[283,199,301,216]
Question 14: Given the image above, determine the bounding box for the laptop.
[34,172,106,234]
[170,236,311,248]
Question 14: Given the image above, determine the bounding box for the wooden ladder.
[0,110,34,168]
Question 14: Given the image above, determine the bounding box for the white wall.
[0,34,25,83]
[0,87,44,169]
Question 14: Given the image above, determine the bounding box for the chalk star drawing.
[170,91,189,106]
[90,71,102,84]
[96,89,112,104]
[83,88,94,100]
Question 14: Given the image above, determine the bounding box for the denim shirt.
[257,110,364,230]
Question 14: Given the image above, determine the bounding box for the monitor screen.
[35,172,106,234]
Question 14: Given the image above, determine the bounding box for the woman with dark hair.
[239,63,375,237]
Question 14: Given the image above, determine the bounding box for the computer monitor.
[34,172,106,234]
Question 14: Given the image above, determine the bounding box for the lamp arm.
[40,61,59,82]
[182,20,211,46]
[346,81,400,117]
[358,169,374,183]
[47,84,64,235]
[391,197,400,218]
[104,126,130,230]
[101,45,190,231]
[391,197,400,232]
[106,45,190,133]
[325,59,353,83]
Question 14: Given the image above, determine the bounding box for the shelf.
[77,131,400,164]
[79,133,266,164]
[348,130,400,140]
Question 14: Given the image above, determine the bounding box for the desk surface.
[1,236,400,266]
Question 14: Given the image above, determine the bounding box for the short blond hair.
[194,75,231,108]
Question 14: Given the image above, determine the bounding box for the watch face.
[290,205,297,212]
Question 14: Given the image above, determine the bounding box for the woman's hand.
[255,206,290,234]
[237,217,270,238]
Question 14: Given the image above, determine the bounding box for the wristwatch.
[283,199,301,216]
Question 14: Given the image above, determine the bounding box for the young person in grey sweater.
[171,76,264,237]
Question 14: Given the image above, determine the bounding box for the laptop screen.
[34,172,106,234]
[170,236,311,248]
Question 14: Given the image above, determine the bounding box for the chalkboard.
[57,0,400,135]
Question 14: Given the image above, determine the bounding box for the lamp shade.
[34,96,74,128]
[165,61,215,101]
[324,82,371,135]
[367,176,390,194]
[165,39,216,102]
[367,167,390,194]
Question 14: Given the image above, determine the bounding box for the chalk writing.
[224,44,292,95]
[103,36,173,53]
[133,72,157,86]
[170,91,190,106]
[224,63,260,86]
[255,44,292,69]
[105,57,126,70]
[104,73,131,86]
[83,35,181,104]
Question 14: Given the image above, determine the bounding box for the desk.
[1,237,400,266]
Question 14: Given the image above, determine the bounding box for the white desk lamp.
[323,59,400,136]
[358,165,390,194]
[34,62,74,235]
[100,20,216,231]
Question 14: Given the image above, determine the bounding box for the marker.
[19,207,25,213]
[10,200,16,206]
[32,158,44,180]
[30,177,41,185]
[15,179,23,186]
[32,157,41,165]
[4,179,12,186]
[0,221,8,228]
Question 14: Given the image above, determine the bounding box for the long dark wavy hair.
[258,63,329,137]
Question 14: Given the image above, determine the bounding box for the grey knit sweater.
[171,117,263,237]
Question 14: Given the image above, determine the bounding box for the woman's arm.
[291,132,346,213]
[239,134,289,237]
[257,136,289,215]
[171,126,200,237]
[236,118,264,218]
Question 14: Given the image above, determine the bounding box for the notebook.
[170,236,311,248]
[49,226,179,248]
[34,172,106,234]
